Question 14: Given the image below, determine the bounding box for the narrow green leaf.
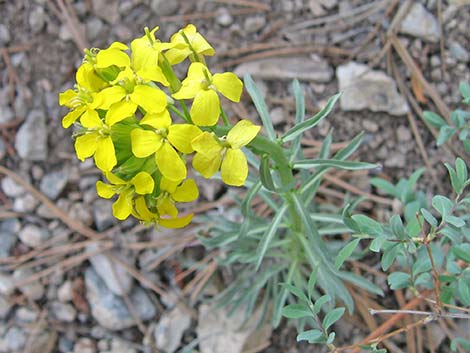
[369,236,386,252]
[307,267,319,301]
[351,215,383,236]
[281,93,341,143]
[370,178,398,198]
[244,74,276,141]
[296,329,324,343]
[293,79,305,124]
[293,159,378,171]
[282,283,309,304]
[446,215,465,227]
[255,204,288,270]
[423,111,447,128]
[281,304,312,319]
[241,181,262,217]
[432,195,454,220]
[459,81,470,103]
[437,126,457,145]
[387,272,411,290]
[458,277,470,306]
[421,208,438,227]
[322,307,345,331]
[326,332,336,345]
[444,163,462,195]
[451,337,470,352]
[339,272,384,296]
[313,294,331,314]
[259,155,276,191]
[335,238,360,269]
[452,244,470,262]
[455,158,468,184]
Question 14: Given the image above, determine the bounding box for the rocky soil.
[0,1,469,353]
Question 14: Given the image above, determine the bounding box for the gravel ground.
[1,1,469,352]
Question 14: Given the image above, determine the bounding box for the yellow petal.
[76,63,106,92]
[164,47,192,66]
[130,85,167,113]
[94,136,117,172]
[131,129,161,158]
[133,196,155,222]
[173,179,199,202]
[62,108,84,128]
[130,171,155,195]
[190,89,220,126]
[75,133,98,161]
[105,100,137,126]
[140,110,171,129]
[213,72,243,102]
[191,131,222,157]
[105,172,126,185]
[95,86,127,109]
[112,189,133,220]
[171,62,208,100]
[109,42,129,51]
[157,197,178,218]
[190,32,215,56]
[59,89,76,107]
[192,152,221,179]
[159,213,193,229]
[137,66,169,86]
[226,119,261,149]
[96,181,115,198]
[80,109,102,128]
[167,124,202,154]
[221,148,248,186]
[160,177,178,194]
[96,47,130,69]
[155,143,186,182]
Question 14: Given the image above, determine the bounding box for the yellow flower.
[59,86,102,128]
[95,79,168,126]
[96,171,155,220]
[130,27,172,85]
[76,62,108,92]
[165,24,215,65]
[133,196,193,228]
[95,42,131,69]
[172,62,243,126]
[157,178,199,217]
[74,111,117,172]
[130,111,202,181]
[191,120,260,186]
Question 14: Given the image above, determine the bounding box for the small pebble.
[216,7,233,26]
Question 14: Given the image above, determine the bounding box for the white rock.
[0,296,12,319]
[74,337,96,353]
[13,268,45,301]
[13,194,39,213]
[150,0,180,16]
[51,302,77,322]
[4,326,26,351]
[216,8,233,26]
[234,56,333,82]
[108,339,137,353]
[19,224,51,248]
[92,0,120,24]
[15,307,38,322]
[15,109,48,160]
[1,176,25,197]
[87,243,133,296]
[154,306,191,353]
[0,273,14,295]
[336,62,409,116]
[58,280,73,302]
[399,3,440,42]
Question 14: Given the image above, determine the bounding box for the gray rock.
[92,0,120,24]
[85,267,156,330]
[449,41,469,62]
[13,268,45,301]
[0,273,14,295]
[197,303,263,353]
[57,280,73,302]
[399,3,440,42]
[15,307,39,322]
[0,24,10,46]
[150,0,180,16]
[29,6,46,34]
[216,7,233,26]
[108,339,137,353]
[0,137,5,161]
[86,18,104,42]
[0,106,14,124]
[336,62,409,116]
[4,326,26,351]
[15,109,48,160]
[74,338,96,353]
[154,307,191,353]
[235,56,333,82]
[19,224,51,248]
[40,170,69,200]
[87,243,133,296]
[397,125,412,142]
[51,302,77,322]
[13,194,39,213]
[384,153,406,168]
[93,199,115,231]
[1,176,26,197]
[244,16,266,34]
[0,296,12,319]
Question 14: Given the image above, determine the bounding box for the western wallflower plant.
[60,25,250,228]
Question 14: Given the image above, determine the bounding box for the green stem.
[220,105,230,126]
[168,105,188,122]
[179,100,193,124]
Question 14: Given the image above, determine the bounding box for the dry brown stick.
[389,34,451,120]
[395,290,417,353]
[218,45,350,68]
[437,0,447,76]
[213,0,270,11]
[218,42,288,58]
[159,7,260,23]
[322,174,395,206]
[189,260,218,304]
[144,241,190,272]
[437,320,466,353]
[21,310,48,353]
[0,48,20,102]
[0,165,104,241]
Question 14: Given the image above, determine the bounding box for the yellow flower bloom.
[76,62,108,92]
[165,24,215,65]
[172,62,243,126]
[191,120,260,186]
[130,27,172,86]
[95,42,131,69]
[96,171,155,220]
[133,196,193,229]
[74,111,117,172]
[157,178,199,217]
[130,112,202,181]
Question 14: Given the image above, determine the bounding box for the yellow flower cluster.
[59,25,260,228]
